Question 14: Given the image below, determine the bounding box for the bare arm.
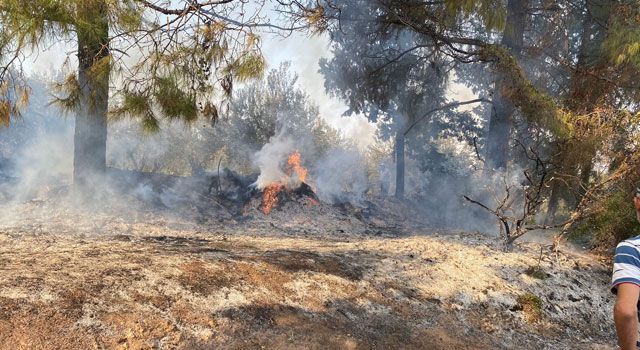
[615,283,640,350]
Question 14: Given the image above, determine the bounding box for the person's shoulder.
[617,236,640,249]
[615,238,640,262]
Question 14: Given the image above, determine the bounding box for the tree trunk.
[485,0,527,170]
[485,92,513,170]
[546,1,612,220]
[561,1,612,207]
[566,0,611,112]
[545,180,562,225]
[395,129,405,199]
[73,1,110,192]
[575,158,593,205]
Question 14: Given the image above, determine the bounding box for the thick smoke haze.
[313,148,368,204]
[2,24,523,239]
[253,131,298,189]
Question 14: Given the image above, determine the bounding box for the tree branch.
[403,98,491,136]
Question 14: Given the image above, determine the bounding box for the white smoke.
[314,149,368,204]
[252,127,370,204]
[253,131,298,189]
[10,126,74,201]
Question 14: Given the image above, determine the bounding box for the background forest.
[1,0,640,251]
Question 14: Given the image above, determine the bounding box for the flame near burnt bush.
[261,150,311,214]
[262,183,283,214]
[287,151,307,184]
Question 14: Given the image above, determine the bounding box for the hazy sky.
[260,31,478,149]
[262,32,377,149]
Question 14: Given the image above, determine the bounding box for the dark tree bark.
[545,180,561,225]
[546,0,613,213]
[566,1,610,113]
[567,1,611,204]
[484,0,528,170]
[395,128,405,199]
[545,178,579,225]
[575,158,593,204]
[73,1,110,191]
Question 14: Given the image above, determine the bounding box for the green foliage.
[109,0,143,33]
[0,1,75,50]
[153,76,198,123]
[444,0,506,31]
[110,91,158,132]
[224,62,345,170]
[227,53,266,83]
[1,0,271,133]
[603,2,640,67]
[109,62,347,176]
[573,190,640,249]
[516,293,543,323]
[480,45,569,137]
[49,73,82,114]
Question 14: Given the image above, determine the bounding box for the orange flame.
[262,183,283,214]
[287,150,307,183]
[261,150,311,215]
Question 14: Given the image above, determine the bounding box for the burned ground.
[0,193,618,350]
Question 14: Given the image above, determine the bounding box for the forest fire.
[262,183,283,214]
[1,0,632,347]
[287,150,307,183]
[260,150,311,214]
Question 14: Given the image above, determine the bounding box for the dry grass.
[0,199,618,349]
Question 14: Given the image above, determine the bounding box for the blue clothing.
[612,236,640,293]
[611,236,640,348]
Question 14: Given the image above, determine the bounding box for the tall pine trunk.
[575,158,593,204]
[73,1,110,191]
[545,180,562,225]
[567,1,610,205]
[484,0,527,170]
[395,129,405,199]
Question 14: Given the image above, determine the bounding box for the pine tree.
[0,0,304,194]
[484,0,528,170]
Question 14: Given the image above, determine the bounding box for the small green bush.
[517,293,543,323]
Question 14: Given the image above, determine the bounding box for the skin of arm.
[613,195,640,348]
[615,283,640,349]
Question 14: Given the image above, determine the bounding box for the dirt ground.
[0,198,619,349]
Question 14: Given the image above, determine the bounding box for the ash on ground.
[0,171,618,350]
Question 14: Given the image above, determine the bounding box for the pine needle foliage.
[603,1,640,67]
[444,0,506,31]
[0,0,281,130]
[480,45,569,137]
[154,76,198,122]
[49,73,82,114]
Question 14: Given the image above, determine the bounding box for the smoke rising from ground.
[253,131,297,189]
[313,148,368,204]
[0,77,504,237]
[0,63,527,240]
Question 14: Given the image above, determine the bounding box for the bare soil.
[0,197,618,349]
